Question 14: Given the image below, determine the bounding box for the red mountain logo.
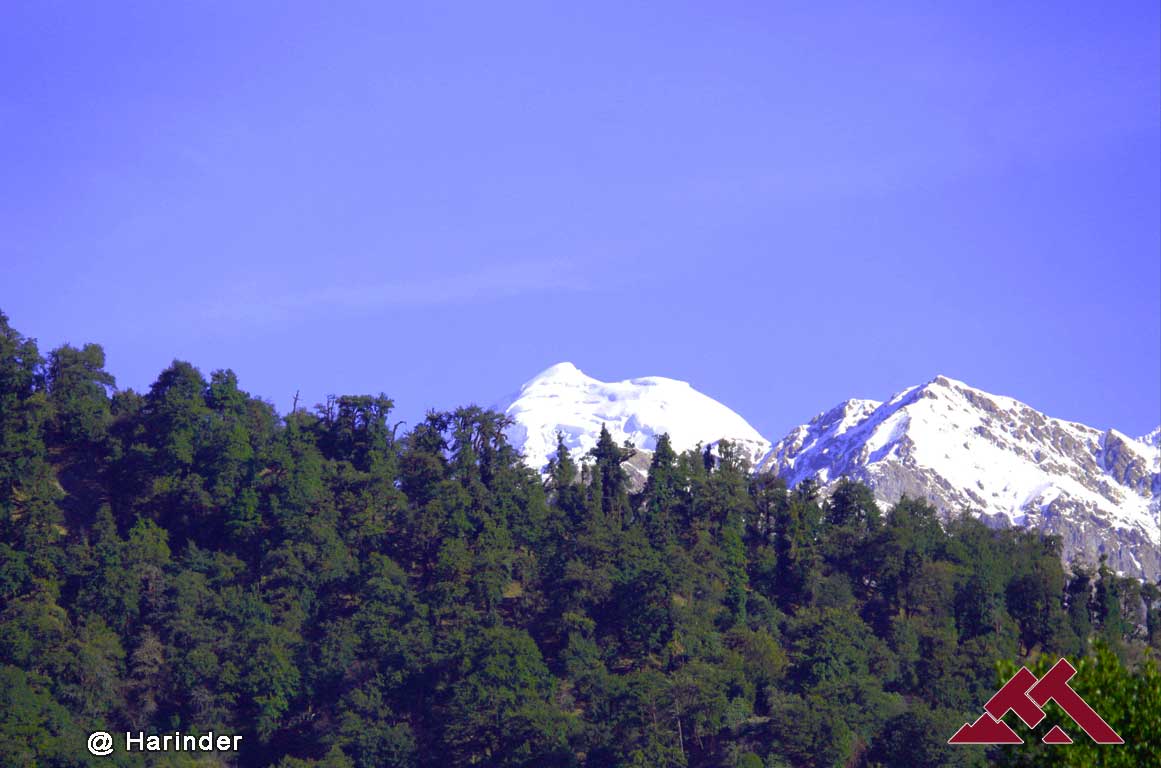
[949,659,1123,745]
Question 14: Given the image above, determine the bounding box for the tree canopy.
[0,310,1157,767]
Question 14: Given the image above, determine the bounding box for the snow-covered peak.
[763,376,1161,578]
[502,363,770,472]
[522,361,588,387]
[499,363,1158,577]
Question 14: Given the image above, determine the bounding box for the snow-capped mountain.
[498,365,1158,578]
[761,375,1161,579]
[501,363,770,474]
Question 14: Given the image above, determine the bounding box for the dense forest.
[1,310,1158,768]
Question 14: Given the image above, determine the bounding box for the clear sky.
[2,2,1159,440]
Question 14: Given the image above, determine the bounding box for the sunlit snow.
[763,375,1161,548]
[500,362,770,472]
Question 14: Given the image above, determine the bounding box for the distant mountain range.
[501,364,1160,580]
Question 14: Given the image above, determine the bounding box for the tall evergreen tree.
[588,424,632,527]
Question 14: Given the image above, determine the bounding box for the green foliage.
[994,645,1161,767]
[443,626,570,765]
[47,342,114,447]
[0,665,86,766]
[0,309,1157,768]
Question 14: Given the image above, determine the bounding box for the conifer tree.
[641,433,681,545]
[589,424,631,526]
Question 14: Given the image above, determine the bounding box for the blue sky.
[2,2,1159,439]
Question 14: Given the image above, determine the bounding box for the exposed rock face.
[762,376,1161,579]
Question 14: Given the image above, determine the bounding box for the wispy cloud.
[202,257,592,325]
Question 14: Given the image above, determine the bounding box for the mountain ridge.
[502,364,1160,579]
[761,374,1159,578]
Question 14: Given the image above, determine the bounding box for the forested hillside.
[1,310,1158,768]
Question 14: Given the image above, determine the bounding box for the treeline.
[0,310,1158,768]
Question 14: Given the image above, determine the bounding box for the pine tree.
[641,433,681,545]
[588,424,631,527]
[547,432,577,492]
